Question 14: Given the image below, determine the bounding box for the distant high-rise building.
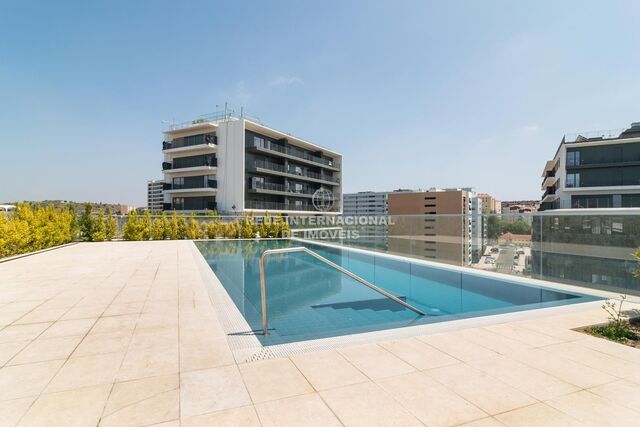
[478,193,501,213]
[147,180,164,212]
[387,188,474,265]
[541,122,640,210]
[343,191,388,216]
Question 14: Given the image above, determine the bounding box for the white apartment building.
[161,112,342,214]
[342,191,388,216]
[541,122,640,210]
[147,180,165,212]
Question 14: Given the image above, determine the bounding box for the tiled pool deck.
[1,241,639,426]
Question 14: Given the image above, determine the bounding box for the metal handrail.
[259,247,426,336]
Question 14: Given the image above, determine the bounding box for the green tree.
[90,210,107,242]
[105,208,117,240]
[176,214,187,239]
[186,214,201,239]
[151,212,169,240]
[167,211,179,240]
[79,204,95,241]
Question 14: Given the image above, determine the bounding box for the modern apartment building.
[343,191,388,216]
[161,111,342,214]
[387,188,474,265]
[147,180,164,212]
[478,193,501,213]
[540,122,640,210]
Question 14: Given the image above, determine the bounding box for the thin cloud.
[269,74,303,87]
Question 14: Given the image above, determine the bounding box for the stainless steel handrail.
[259,247,426,336]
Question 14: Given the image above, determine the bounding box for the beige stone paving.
[0,241,639,426]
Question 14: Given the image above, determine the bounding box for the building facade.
[478,193,501,213]
[342,191,388,216]
[387,188,474,265]
[161,112,342,214]
[147,180,165,212]
[540,122,640,210]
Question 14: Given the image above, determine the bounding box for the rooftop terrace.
[1,241,640,425]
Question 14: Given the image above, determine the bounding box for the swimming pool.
[196,239,598,345]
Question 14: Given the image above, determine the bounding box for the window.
[566,173,580,188]
[566,151,580,166]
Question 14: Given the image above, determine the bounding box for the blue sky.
[1,0,639,205]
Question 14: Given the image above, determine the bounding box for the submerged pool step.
[311,296,409,312]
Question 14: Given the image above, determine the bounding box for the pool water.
[195,239,597,345]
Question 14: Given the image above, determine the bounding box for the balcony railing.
[252,160,340,184]
[249,140,339,169]
[245,200,317,211]
[170,179,217,190]
[163,135,217,150]
[250,180,318,196]
[164,157,217,170]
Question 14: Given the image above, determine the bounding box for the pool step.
[311,296,409,312]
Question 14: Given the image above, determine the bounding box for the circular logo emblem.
[312,188,335,212]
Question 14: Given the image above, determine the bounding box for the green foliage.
[79,204,94,241]
[186,215,202,239]
[105,208,117,241]
[0,204,76,258]
[486,216,532,239]
[151,212,169,240]
[634,249,640,279]
[176,214,187,239]
[122,211,150,241]
[591,294,639,343]
[90,210,107,242]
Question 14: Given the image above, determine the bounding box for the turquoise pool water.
[196,239,598,345]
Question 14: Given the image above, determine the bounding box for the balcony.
[245,200,318,212]
[250,160,340,186]
[541,175,558,191]
[165,179,217,195]
[248,140,340,171]
[248,180,316,198]
[163,157,217,173]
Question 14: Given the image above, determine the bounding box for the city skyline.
[2,1,640,206]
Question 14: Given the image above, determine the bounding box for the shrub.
[151,212,169,240]
[122,211,150,241]
[0,203,76,258]
[105,208,117,240]
[186,215,202,239]
[90,210,107,242]
[79,204,95,241]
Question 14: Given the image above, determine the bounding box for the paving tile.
[495,402,586,426]
[291,349,368,391]
[588,379,640,412]
[181,406,260,427]
[543,342,640,378]
[180,333,234,373]
[458,418,505,427]
[426,363,537,415]
[117,329,179,381]
[13,308,67,325]
[90,314,138,335]
[320,381,422,427]
[379,337,459,370]
[483,323,563,347]
[0,396,36,426]
[61,305,106,320]
[505,348,616,389]
[545,390,639,427]
[418,332,498,362]
[255,393,341,427]
[72,331,132,358]
[103,301,145,317]
[454,328,533,355]
[180,365,251,418]
[468,355,579,400]
[18,384,111,427]
[39,318,96,339]
[239,358,313,403]
[377,371,487,427]
[338,343,415,379]
[0,359,64,400]
[100,374,179,426]
[0,340,29,366]
[8,335,83,365]
[574,335,640,364]
[45,352,124,393]
[0,322,51,344]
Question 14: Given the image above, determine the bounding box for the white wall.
[216,119,245,213]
